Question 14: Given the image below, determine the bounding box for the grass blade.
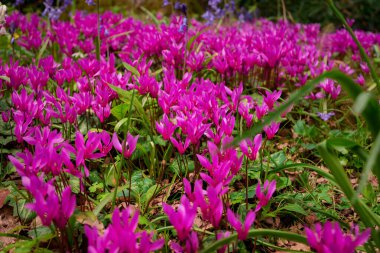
[200,229,308,253]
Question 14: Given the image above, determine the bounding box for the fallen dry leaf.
[0,188,10,209]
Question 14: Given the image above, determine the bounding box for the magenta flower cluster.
[0,5,376,252]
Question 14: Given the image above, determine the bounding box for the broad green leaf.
[111,103,129,121]
[28,226,51,239]
[353,92,373,114]
[326,137,368,161]
[281,204,307,216]
[141,184,159,208]
[93,184,133,216]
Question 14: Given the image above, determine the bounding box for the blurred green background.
[4,0,380,31]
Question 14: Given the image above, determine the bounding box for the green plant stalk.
[200,229,308,253]
[111,90,136,210]
[355,132,380,198]
[317,142,380,249]
[326,0,380,93]
[270,163,336,183]
[256,239,312,253]
[96,0,101,61]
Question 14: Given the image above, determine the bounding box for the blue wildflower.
[14,0,25,7]
[86,0,96,6]
[174,1,187,15]
[317,112,335,121]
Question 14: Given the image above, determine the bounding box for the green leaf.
[200,229,308,253]
[141,184,159,208]
[140,6,161,29]
[122,62,140,77]
[0,75,10,82]
[281,204,307,216]
[276,176,292,190]
[186,29,204,51]
[327,0,380,92]
[89,182,104,193]
[355,132,380,200]
[36,39,49,65]
[28,226,51,239]
[111,103,129,121]
[69,176,80,194]
[317,141,380,247]
[233,70,380,145]
[353,92,373,114]
[270,163,336,183]
[270,151,287,167]
[93,184,133,216]
[326,137,368,161]
[114,118,129,132]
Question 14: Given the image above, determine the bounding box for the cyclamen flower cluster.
[85,207,164,252]
[22,174,75,229]
[1,8,377,252]
[306,221,371,253]
[4,11,375,97]
[163,178,276,251]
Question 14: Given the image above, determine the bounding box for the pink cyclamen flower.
[217,231,231,253]
[255,104,268,120]
[255,180,276,211]
[227,209,256,240]
[356,74,365,86]
[54,186,76,229]
[168,231,199,253]
[22,175,75,229]
[85,207,164,253]
[156,114,177,140]
[305,221,371,253]
[240,134,262,161]
[263,121,280,140]
[112,132,139,159]
[263,90,282,110]
[163,196,196,241]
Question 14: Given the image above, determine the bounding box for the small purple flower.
[174,1,187,15]
[14,0,25,7]
[162,0,170,7]
[86,0,96,6]
[178,17,187,33]
[317,112,335,121]
[202,11,215,25]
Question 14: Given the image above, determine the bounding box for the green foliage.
[243,0,380,31]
